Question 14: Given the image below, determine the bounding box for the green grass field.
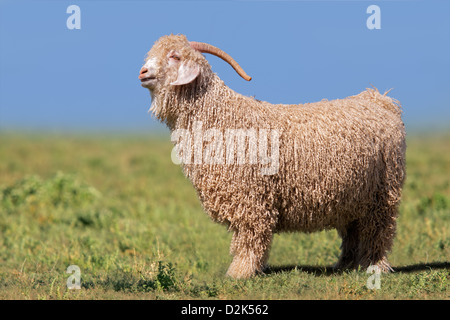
[0,132,448,300]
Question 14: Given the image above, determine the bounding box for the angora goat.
[139,34,406,279]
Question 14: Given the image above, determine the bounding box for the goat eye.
[170,55,180,61]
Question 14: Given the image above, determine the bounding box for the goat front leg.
[226,228,273,279]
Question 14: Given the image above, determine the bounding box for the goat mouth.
[140,77,157,87]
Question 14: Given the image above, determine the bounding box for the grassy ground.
[0,132,448,300]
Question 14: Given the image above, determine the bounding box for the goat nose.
[139,67,148,79]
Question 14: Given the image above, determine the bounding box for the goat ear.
[170,61,200,86]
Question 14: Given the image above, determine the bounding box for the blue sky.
[0,0,449,133]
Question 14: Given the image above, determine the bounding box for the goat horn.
[190,41,252,81]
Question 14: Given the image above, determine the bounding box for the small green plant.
[1,172,101,212]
